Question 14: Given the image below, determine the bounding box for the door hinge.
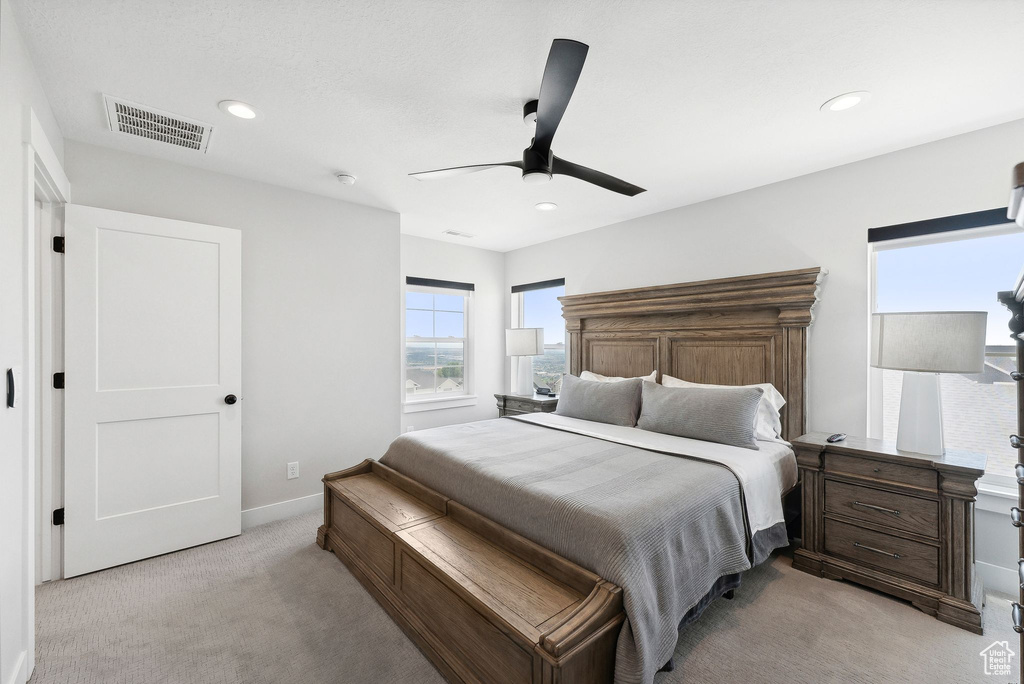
[52,508,64,526]
[52,372,64,389]
[52,236,65,253]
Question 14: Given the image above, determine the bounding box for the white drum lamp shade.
[870,312,987,455]
[506,328,545,395]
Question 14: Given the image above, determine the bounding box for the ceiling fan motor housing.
[522,146,553,182]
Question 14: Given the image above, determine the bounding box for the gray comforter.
[380,418,786,684]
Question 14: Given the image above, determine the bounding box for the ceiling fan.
[410,39,646,197]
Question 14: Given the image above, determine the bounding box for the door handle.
[224,394,238,405]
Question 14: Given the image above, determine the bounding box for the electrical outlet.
[405,425,415,433]
[287,462,299,480]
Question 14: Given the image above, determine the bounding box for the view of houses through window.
[874,228,1024,486]
[404,288,469,399]
[518,283,566,393]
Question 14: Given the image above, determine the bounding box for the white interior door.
[63,205,241,577]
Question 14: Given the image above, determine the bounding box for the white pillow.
[660,375,785,442]
[581,370,658,383]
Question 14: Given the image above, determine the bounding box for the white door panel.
[64,205,241,577]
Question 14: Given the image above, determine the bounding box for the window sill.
[976,482,1016,514]
[403,395,478,413]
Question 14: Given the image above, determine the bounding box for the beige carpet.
[32,512,1014,684]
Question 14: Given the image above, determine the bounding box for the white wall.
[0,1,64,682]
[400,235,505,431]
[505,118,1024,432]
[504,117,1024,592]
[64,142,401,514]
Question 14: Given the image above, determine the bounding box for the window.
[871,223,1024,488]
[404,278,472,406]
[511,279,566,392]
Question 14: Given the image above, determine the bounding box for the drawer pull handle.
[1013,371,1024,382]
[1013,602,1023,634]
[1012,435,1023,449]
[853,501,900,516]
[854,542,901,559]
[873,468,881,473]
[1016,463,1024,485]
[1012,507,1023,528]
[1018,558,1024,590]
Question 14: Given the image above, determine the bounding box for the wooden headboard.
[559,267,824,442]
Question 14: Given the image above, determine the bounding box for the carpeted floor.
[32,511,1013,684]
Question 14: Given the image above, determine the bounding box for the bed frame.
[317,267,824,683]
[561,267,824,442]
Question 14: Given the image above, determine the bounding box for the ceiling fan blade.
[410,161,522,180]
[531,39,589,158]
[552,156,646,196]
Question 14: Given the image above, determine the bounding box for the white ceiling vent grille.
[441,229,475,238]
[103,95,213,153]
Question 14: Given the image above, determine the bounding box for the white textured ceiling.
[13,0,1024,251]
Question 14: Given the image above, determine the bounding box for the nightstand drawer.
[825,480,939,538]
[824,453,937,490]
[824,519,938,585]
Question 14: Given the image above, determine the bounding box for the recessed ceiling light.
[535,202,558,211]
[820,91,871,113]
[218,100,258,119]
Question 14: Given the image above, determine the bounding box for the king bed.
[317,267,824,684]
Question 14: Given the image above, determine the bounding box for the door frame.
[23,108,69,684]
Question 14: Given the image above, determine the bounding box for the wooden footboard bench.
[316,459,625,684]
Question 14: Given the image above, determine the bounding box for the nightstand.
[792,432,987,634]
[494,393,558,417]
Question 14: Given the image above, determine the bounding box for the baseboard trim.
[241,492,323,531]
[5,650,27,684]
[977,560,1016,598]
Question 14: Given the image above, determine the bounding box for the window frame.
[868,220,1023,490]
[510,280,568,392]
[402,283,476,412]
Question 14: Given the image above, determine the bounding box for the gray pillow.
[554,374,642,427]
[637,382,763,450]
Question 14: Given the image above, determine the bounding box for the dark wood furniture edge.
[495,393,559,418]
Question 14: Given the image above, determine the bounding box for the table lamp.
[871,311,987,455]
[506,328,545,396]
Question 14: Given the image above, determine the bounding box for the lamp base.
[515,357,534,396]
[896,371,944,456]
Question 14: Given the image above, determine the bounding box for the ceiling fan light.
[522,170,551,184]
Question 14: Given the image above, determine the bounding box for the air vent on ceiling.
[103,95,213,153]
[441,229,475,239]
